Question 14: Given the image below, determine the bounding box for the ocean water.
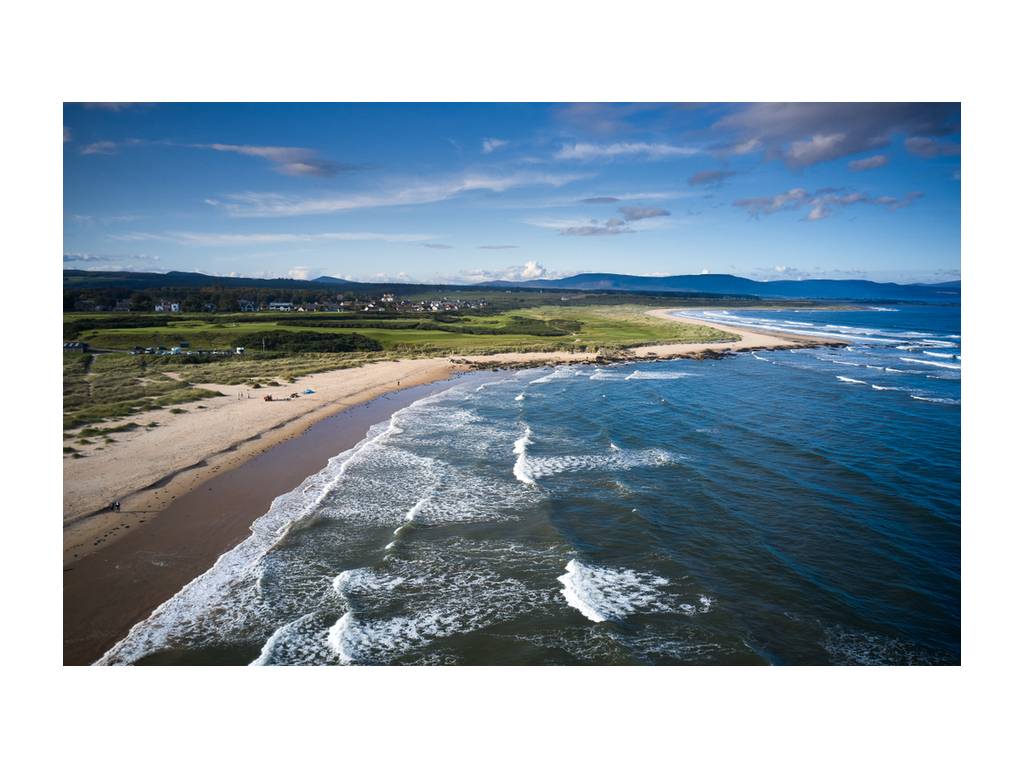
[98,305,960,666]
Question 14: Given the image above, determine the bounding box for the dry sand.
[63,312,824,664]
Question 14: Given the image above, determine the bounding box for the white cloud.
[482,139,508,153]
[210,171,588,217]
[459,261,576,283]
[64,127,72,143]
[80,141,118,155]
[555,142,701,162]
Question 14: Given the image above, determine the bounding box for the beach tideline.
[63,314,821,665]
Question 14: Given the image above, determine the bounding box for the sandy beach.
[63,312,826,664]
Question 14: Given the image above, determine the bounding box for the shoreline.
[64,312,827,665]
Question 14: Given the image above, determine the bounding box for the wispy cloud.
[555,142,701,162]
[64,127,72,143]
[733,187,925,221]
[560,218,635,236]
[193,143,381,178]
[83,102,135,111]
[64,252,159,262]
[107,231,436,247]
[482,139,508,153]
[479,245,518,249]
[208,171,589,217]
[580,197,620,204]
[422,243,454,249]
[618,205,670,221]
[80,141,118,155]
[550,102,682,138]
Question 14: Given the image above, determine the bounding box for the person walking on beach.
[114,500,120,512]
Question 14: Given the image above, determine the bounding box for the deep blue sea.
[99,304,960,665]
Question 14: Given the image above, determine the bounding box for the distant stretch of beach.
[63,313,824,665]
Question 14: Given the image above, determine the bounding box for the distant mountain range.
[63,269,959,302]
[480,273,960,301]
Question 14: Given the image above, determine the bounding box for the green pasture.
[63,306,736,354]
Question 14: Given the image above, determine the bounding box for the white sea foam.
[900,357,961,370]
[836,376,868,385]
[557,559,670,622]
[530,368,575,384]
[406,497,430,522]
[250,619,299,666]
[515,393,525,401]
[624,370,696,380]
[513,427,536,485]
[523,447,682,481]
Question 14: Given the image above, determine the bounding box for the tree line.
[63,284,379,313]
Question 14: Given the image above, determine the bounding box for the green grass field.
[62,305,739,433]
[63,305,736,355]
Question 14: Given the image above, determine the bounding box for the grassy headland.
[62,302,744,433]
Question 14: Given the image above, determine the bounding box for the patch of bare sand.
[63,357,455,565]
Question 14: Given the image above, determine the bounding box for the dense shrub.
[230,329,383,353]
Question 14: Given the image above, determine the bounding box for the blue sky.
[63,102,961,286]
